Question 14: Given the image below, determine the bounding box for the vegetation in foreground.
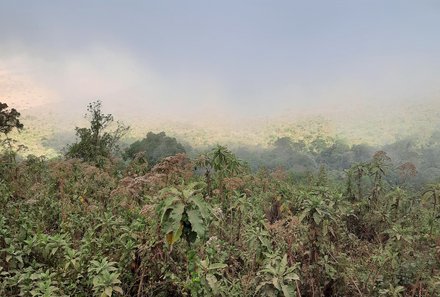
[0,101,439,296]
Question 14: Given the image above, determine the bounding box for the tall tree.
[350,162,368,200]
[66,100,129,166]
[369,151,391,203]
[0,102,24,163]
[0,102,24,135]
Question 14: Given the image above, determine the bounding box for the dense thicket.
[0,102,439,296]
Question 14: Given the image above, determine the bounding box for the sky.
[1,1,440,119]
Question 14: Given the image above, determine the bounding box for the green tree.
[196,145,244,199]
[66,101,129,166]
[350,162,369,200]
[124,131,185,166]
[0,102,24,163]
[369,151,391,203]
[210,145,244,200]
[0,102,23,136]
[422,183,440,234]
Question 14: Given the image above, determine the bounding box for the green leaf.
[284,273,300,281]
[187,209,205,239]
[164,203,185,234]
[298,211,308,223]
[190,195,210,219]
[206,274,219,294]
[111,276,121,284]
[255,281,272,294]
[261,267,277,276]
[113,286,123,294]
[272,277,281,290]
[104,286,113,296]
[322,222,328,236]
[16,255,23,264]
[208,263,228,270]
[183,188,195,200]
[166,224,183,245]
[200,258,209,269]
[313,212,322,225]
[281,284,296,297]
[280,254,288,273]
[168,187,181,196]
[160,196,180,224]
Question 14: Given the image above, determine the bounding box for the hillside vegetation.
[0,101,440,296]
[6,97,440,158]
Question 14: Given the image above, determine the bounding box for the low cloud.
[1,47,231,121]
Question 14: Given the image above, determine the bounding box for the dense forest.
[1,101,439,296]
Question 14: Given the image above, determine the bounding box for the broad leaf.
[206,273,219,294]
[255,281,272,294]
[165,203,185,234]
[104,286,113,296]
[113,286,123,294]
[187,209,205,239]
[208,263,228,270]
[190,195,210,219]
[284,273,300,281]
[166,224,183,245]
[281,284,296,297]
[280,254,288,273]
[159,196,180,224]
[272,277,281,290]
[313,212,322,225]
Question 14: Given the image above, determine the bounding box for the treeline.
[232,132,440,189]
[19,100,440,190]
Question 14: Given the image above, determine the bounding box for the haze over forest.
[1,1,440,156]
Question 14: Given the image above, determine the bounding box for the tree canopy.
[0,102,23,136]
[66,101,129,165]
[124,131,185,166]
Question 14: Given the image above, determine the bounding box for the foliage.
[0,102,24,136]
[255,253,299,297]
[124,131,185,167]
[1,127,440,296]
[0,102,25,164]
[66,101,129,166]
[88,258,123,297]
[196,145,245,198]
[158,182,210,246]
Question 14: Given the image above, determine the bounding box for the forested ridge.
[0,101,439,296]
